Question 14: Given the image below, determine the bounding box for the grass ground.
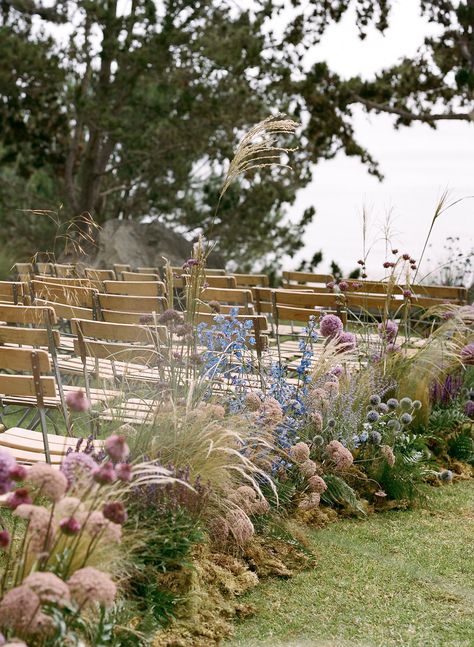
[227,482,474,647]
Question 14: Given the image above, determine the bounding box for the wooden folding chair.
[233,273,270,288]
[198,287,254,313]
[113,264,131,279]
[0,427,80,466]
[97,294,167,317]
[0,282,25,305]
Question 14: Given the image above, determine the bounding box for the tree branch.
[352,94,474,123]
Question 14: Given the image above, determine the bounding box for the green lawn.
[228,482,474,647]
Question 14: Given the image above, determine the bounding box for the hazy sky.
[288,1,474,279]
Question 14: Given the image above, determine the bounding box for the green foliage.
[447,429,474,464]
[374,445,431,503]
[320,474,365,514]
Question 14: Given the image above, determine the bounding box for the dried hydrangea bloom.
[245,391,262,411]
[23,572,70,606]
[320,314,343,338]
[307,387,329,411]
[231,486,268,515]
[0,585,53,636]
[298,492,321,511]
[207,516,230,543]
[259,397,283,426]
[311,411,323,432]
[380,445,396,467]
[26,463,68,502]
[105,435,130,462]
[68,567,117,609]
[14,504,56,553]
[61,452,97,486]
[290,442,310,463]
[323,381,339,397]
[326,440,353,470]
[65,389,91,412]
[307,475,327,493]
[78,510,122,543]
[299,459,317,477]
[226,509,254,546]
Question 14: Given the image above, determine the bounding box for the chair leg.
[38,408,51,464]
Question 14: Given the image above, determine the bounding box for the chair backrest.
[121,271,160,282]
[0,282,24,305]
[52,263,78,278]
[0,427,80,465]
[103,280,166,297]
[271,289,347,327]
[97,293,166,315]
[113,264,131,279]
[233,273,270,288]
[0,303,58,326]
[71,318,165,365]
[14,263,34,281]
[199,287,254,310]
[35,262,54,276]
[0,347,56,401]
[34,299,95,321]
[136,267,161,276]
[31,281,98,309]
[282,271,334,289]
[170,266,226,276]
[33,276,92,287]
[84,268,116,282]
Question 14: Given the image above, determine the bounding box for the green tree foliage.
[0,1,472,266]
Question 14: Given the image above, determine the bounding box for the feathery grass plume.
[219,114,299,199]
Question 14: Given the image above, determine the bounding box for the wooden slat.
[0,304,57,325]
[0,347,51,371]
[0,375,56,398]
[97,293,166,313]
[103,280,166,296]
[170,266,226,276]
[233,273,270,287]
[35,299,94,321]
[71,318,167,343]
[31,282,97,308]
[0,325,60,348]
[33,276,91,287]
[100,310,155,324]
[0,282,23,302]
[84,268,116,281]
[200,287,253,305]
[73,338,160,364]
[121,271,160,282]
[282,271,334,285]
[274,290,342,309]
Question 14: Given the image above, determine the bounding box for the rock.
[63,219,224,270]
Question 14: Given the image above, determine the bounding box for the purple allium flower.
[320,314,343,338]
[0,451,15,494]
[93,462,116,485]
[0,530,10,549]
[157,309,184,326]
[9,464,27,482]
[357,259,364,265]
[464,400,474,419]
[116,463,132,482]
[441,311,455,320]
[326,281,336,290]
[351,281,361,290]
[386,342,401,354]
[139,313,154,324]
[105,435,130,463]
[336,332,356,352]
[402,253,411,261]
[338,281,349,292]
[61,451,97,486]
[331,364,344,378]
[403,290,412,299]
[60,517,81,536]
[392,249,398,254]
[7,488,32,510]
[103,502,128,525]
[460,343,474,365]
[208,300,221,313]
[65,389,91,413]
[378,319,398,343]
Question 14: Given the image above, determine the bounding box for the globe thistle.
[464,400,474,419]
[336,332,356,353]
[369,431,382,446]
[369,394,381,406]
[68,567,117,609]
[6,488,32,510]
[245,391,262,411]
[438,470,453,483]
[400,413,413,425]
[14,504,56,553]
[377,402,389,414]
[460,343,474,365]
[61,452,97,486]
[0,530,10,549]
[298,492,321,511]
[103,502,128,525]
[387,419,401,432]
[307,475,327,493]
[399,397,413,411]
[93,461,117,485]
[65,389,91,413]
[312,434,324,446]
[327,418,336,428]
[387,398,399,410]
[290,442,310,463]
[366,410,380,423]
[319,314,343,339]
[226,509,254,545]
[380,445,396,467]
[105,435,130,463]
[412,400,422,410]
[24,572,70,606]
[378,320,398,343]
[26,463,68,502]
[299,459,317,477]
